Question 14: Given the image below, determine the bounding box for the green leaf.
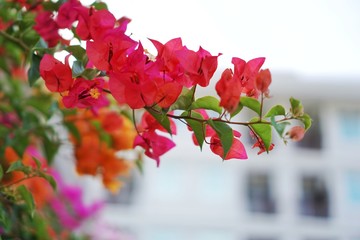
[65,45,87,62]
[92,1,108,10]
[182,111,205,149]
[265,105,286,118]
[207,119,234,159]
[81,68,99,80]
[38,172,57,190]
[170,86,195,111]
[72,60,85,77]
[135,156,144,175]
[145,106,172,135]
[270,117,290,137]
[230,103,243,118]
[240,96,261,115]
[251,121,272,152]
[27,53,41,86]
[64,121,81,144]
[290,97,303,117]
[6,160,28,174]
[18,185,35,217]
[33,157,41,169]
[190,96,222,115]
[0,165,3,181]
[41,133,60,165]
[299,113,312,130]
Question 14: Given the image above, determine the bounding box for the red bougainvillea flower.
[33,11,67,47]
[134,131,175,167]
[149,37,183,77]
[62,78,109,109]
[216,57,265,112]
[56,0,84,29]
[40,54,73,92]
[287,126,305,142]
[210,130,248,160]
[215,68,242,113]
[87,27,137,71]
[232,57,265,97]
[255,69,272,97]
[176,46,220,87]
[109,43,158,108]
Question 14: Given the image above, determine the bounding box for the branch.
[0,30,30,52]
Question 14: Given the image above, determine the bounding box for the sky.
[96,0,360,81]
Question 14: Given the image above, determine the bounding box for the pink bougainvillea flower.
[134,131,175,166]
[210,130,248,160]
[255,69,272,96]
[287,126,305,142]
[232,57,265,97]
[149,38,183,76]
[49,170,103,230]
[109,43,158,108]
[62,78,109,109]
[33,11,64,47]
[176,46,220,87]
[87,27,137,71]
[40,54,73,92]
[56,0,84,29]
[154,81,183,108]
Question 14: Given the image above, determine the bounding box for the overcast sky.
[97,0,360,80]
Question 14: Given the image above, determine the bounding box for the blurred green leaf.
[265,105,286,118]
[72,60,85,77]
[207,119,233,159]
[64,121,81,144]
[17,185,35,218]
[270,117,290,137]
[6,160,29,174]
[92,1,108,10]
[240,96,261,115]
[290,97,303,117]
[230,103,243,118]
[81,68,99,80]
[182,111,205,149]
[38,172,57,190]
[27,53,41,86]
[0,165,3,181]
[299,113,312,130]
[190,96,222,115]
[66,45,87,62]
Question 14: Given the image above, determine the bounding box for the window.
[338,109,360,141]
[246,172,276,214]
[299,175,329,218]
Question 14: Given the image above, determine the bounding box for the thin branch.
[0,30,30,52]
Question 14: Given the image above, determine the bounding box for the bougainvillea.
[0,0,312,238]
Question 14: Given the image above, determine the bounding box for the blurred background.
[77,0,360,239]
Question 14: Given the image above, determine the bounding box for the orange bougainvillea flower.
[68,109,135,193]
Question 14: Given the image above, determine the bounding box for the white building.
[99,73,360,240]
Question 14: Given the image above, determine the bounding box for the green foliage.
[190,96,222,114]
[182,111,206,149]
[207,119,234,159]
[240,96,261,115]
[146,106,173,135]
